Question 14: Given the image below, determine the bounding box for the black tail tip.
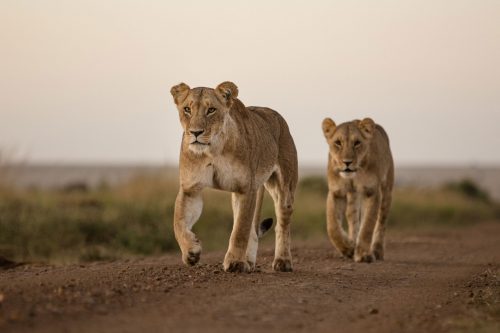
[258,218,274,237]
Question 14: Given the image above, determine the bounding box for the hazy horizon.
[1,1,499,166]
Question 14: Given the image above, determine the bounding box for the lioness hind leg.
[273,199,293,272]
[245,186,265,270]
[326,192,355,258]
[173,191,203,266]
[265,173,294,272]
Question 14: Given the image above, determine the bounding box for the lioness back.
[246,106,298,173]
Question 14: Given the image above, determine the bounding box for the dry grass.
[0,175,498,264]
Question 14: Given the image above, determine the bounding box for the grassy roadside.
[0,175,498,264]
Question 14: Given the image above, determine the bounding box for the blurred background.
[1,1,499,264]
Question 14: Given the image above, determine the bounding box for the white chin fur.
[339,171,357,179]
[188,144,209,155]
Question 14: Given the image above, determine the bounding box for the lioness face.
[322,118,375,179]
[170,82,239,155]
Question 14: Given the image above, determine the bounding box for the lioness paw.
[182,243,202,266]
[372,243,384,261]
[183,250,201,266]
[373,251,384,261]
[354,253,375,263]
[224,260,251,273]
[246,260,256,271]
[272,258,293,272]
[341,247,355,259]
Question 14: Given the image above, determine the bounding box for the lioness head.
[170,81,239,155]
[322,117,375,179]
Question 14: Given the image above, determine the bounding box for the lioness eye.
[334,140,342,147]
[207,107,217,115]
[183,107,191,115]
[354,140,361,148]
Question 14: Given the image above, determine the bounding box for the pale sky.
[1,0,499,166]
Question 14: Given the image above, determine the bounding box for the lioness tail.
[257,218,273,238]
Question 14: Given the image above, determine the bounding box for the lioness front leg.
[224,191,256,273]
[346,192,360,242]
[371,184,393,261]
[326,192,355,258]
[354,190,380,263]
[173,190,203,266]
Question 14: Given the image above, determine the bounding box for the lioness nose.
[343,160,353,167]
[190,130,204,137]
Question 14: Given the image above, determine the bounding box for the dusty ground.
[0,223,499,333]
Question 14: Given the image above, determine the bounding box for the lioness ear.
[322,118,336,140]
[170,83,190,105]
[215,81,238,107]
[358,118,375,138]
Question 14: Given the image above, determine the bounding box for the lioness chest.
[330,171,381,197]
[184,156,276,194]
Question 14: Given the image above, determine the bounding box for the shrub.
[445,178,490,202]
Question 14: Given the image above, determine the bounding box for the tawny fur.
[322,117,394,263]
[170,82,298,273]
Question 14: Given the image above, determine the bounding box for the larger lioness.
[322,117,394,263]
[170,81,298,273]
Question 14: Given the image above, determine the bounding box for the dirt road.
[1,223,499,333]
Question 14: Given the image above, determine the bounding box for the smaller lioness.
[322,117,394,263]
[170,81,298,273]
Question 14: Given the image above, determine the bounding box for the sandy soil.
[1,223,499,333]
